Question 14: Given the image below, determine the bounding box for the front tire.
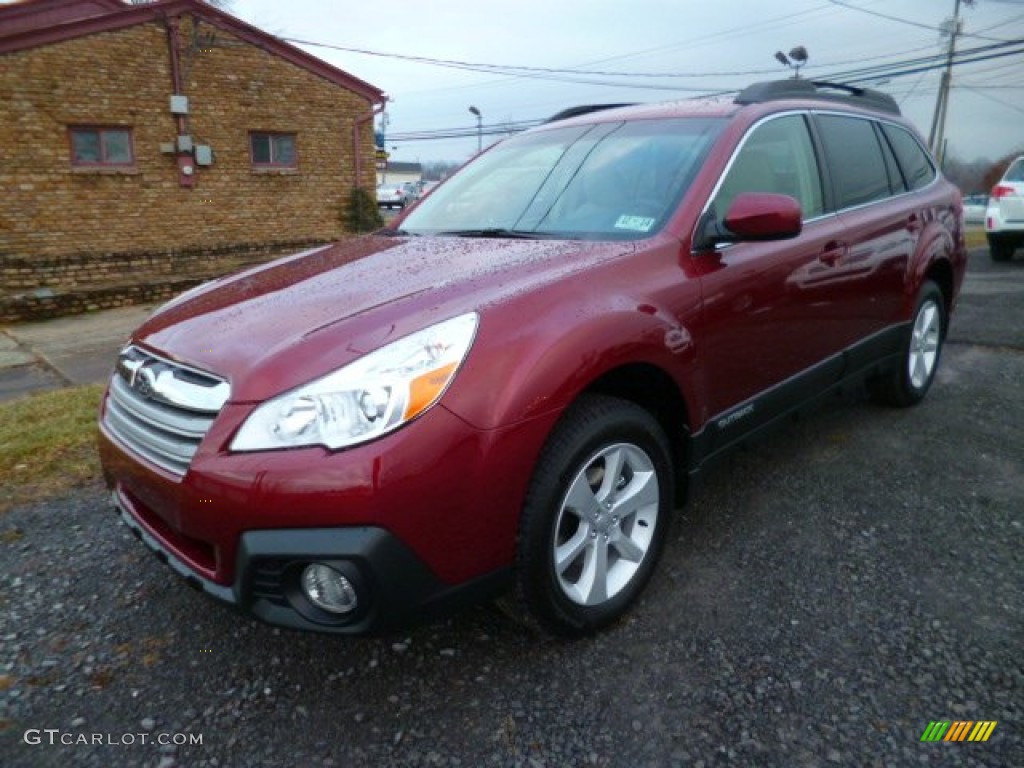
[512,395,674,636]
[869,280,945,407]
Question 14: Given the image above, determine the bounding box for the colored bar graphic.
[968,722,997,742]
[921,720,997,742]
[921,721,950,741]
[945,721,973,741]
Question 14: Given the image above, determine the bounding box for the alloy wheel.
[908,298,941,390]
[552,442,659,606]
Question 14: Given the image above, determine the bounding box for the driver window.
[713,114,824,224]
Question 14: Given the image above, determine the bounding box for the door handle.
[906,214,922,233]
[819,241,847,266]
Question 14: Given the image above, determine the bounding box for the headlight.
[230,312,479,451]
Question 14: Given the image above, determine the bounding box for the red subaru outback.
[98,80,966,635]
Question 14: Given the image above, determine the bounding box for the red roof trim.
[0,0,125,36]
[0,0,385,103]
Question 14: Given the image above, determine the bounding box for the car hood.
[133,235,635,402]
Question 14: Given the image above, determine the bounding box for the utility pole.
[928,0,963,166]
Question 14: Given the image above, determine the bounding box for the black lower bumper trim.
[112,489,510,634]
[237,527,511,635]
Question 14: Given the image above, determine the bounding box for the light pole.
[468,105,482,153]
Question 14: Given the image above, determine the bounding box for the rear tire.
[510,395,674,636]
[988,235,1015,262]
[869,280,945,407]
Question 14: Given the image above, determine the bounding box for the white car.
[985,156,1024,261]
[401,181,420,202]
[376,183,409,209]
[963,194,987,225]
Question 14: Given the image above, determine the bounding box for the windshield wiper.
[376,227,417,237]
[439,228,552,239]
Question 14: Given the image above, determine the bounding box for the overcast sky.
[233,1,1022,165]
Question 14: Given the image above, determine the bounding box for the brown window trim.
[249,131,298,169]
[69,126,135,168]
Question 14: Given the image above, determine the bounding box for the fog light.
[301,563,358,614]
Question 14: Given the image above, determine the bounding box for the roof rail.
[544,104,637,123]
[734,80,900,115]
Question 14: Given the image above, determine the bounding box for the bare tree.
[421,161,462,181]
[981,151,1024,192]
[943,153,993,194]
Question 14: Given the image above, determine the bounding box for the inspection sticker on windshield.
[614,215,656,232]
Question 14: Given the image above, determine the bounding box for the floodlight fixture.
[774,46,808,79]
[468,106,482,153]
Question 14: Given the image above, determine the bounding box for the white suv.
[985,156,1024,261]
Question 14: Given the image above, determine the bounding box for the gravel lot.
[2,249,1022,768]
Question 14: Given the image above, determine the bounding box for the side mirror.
[694,192,803,251]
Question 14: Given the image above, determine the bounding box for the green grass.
[965,225,987,251]
[0,384,105,513]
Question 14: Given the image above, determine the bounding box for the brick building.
[0,0,386,321]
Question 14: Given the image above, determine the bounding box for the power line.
[287,34,1020,93]
[282,37,780,80]
[571,3,841,67]
[356,3,850,99]
[826,0,946,34]
[844,43,1024,83]
[826,0,1014,43]
[960,84,1024,115]
[387,43,1024,143]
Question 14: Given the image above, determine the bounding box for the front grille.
[102,346,230,477]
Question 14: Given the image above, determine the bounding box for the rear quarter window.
[881,124,936,191]
[815,114,891,209]
[1004,158,1024,182]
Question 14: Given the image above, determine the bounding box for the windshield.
[400,117,724,239]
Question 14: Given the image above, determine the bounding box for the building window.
[250,132,297,168]
[70,127,134,166]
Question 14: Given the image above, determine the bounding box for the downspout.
[164,14,195,188]
[354,98,387,191]
[165,14,184,94]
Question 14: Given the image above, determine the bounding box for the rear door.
[812,114,919,345]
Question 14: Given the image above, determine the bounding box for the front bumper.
[98,384,557,634]
[111,487,510,634]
